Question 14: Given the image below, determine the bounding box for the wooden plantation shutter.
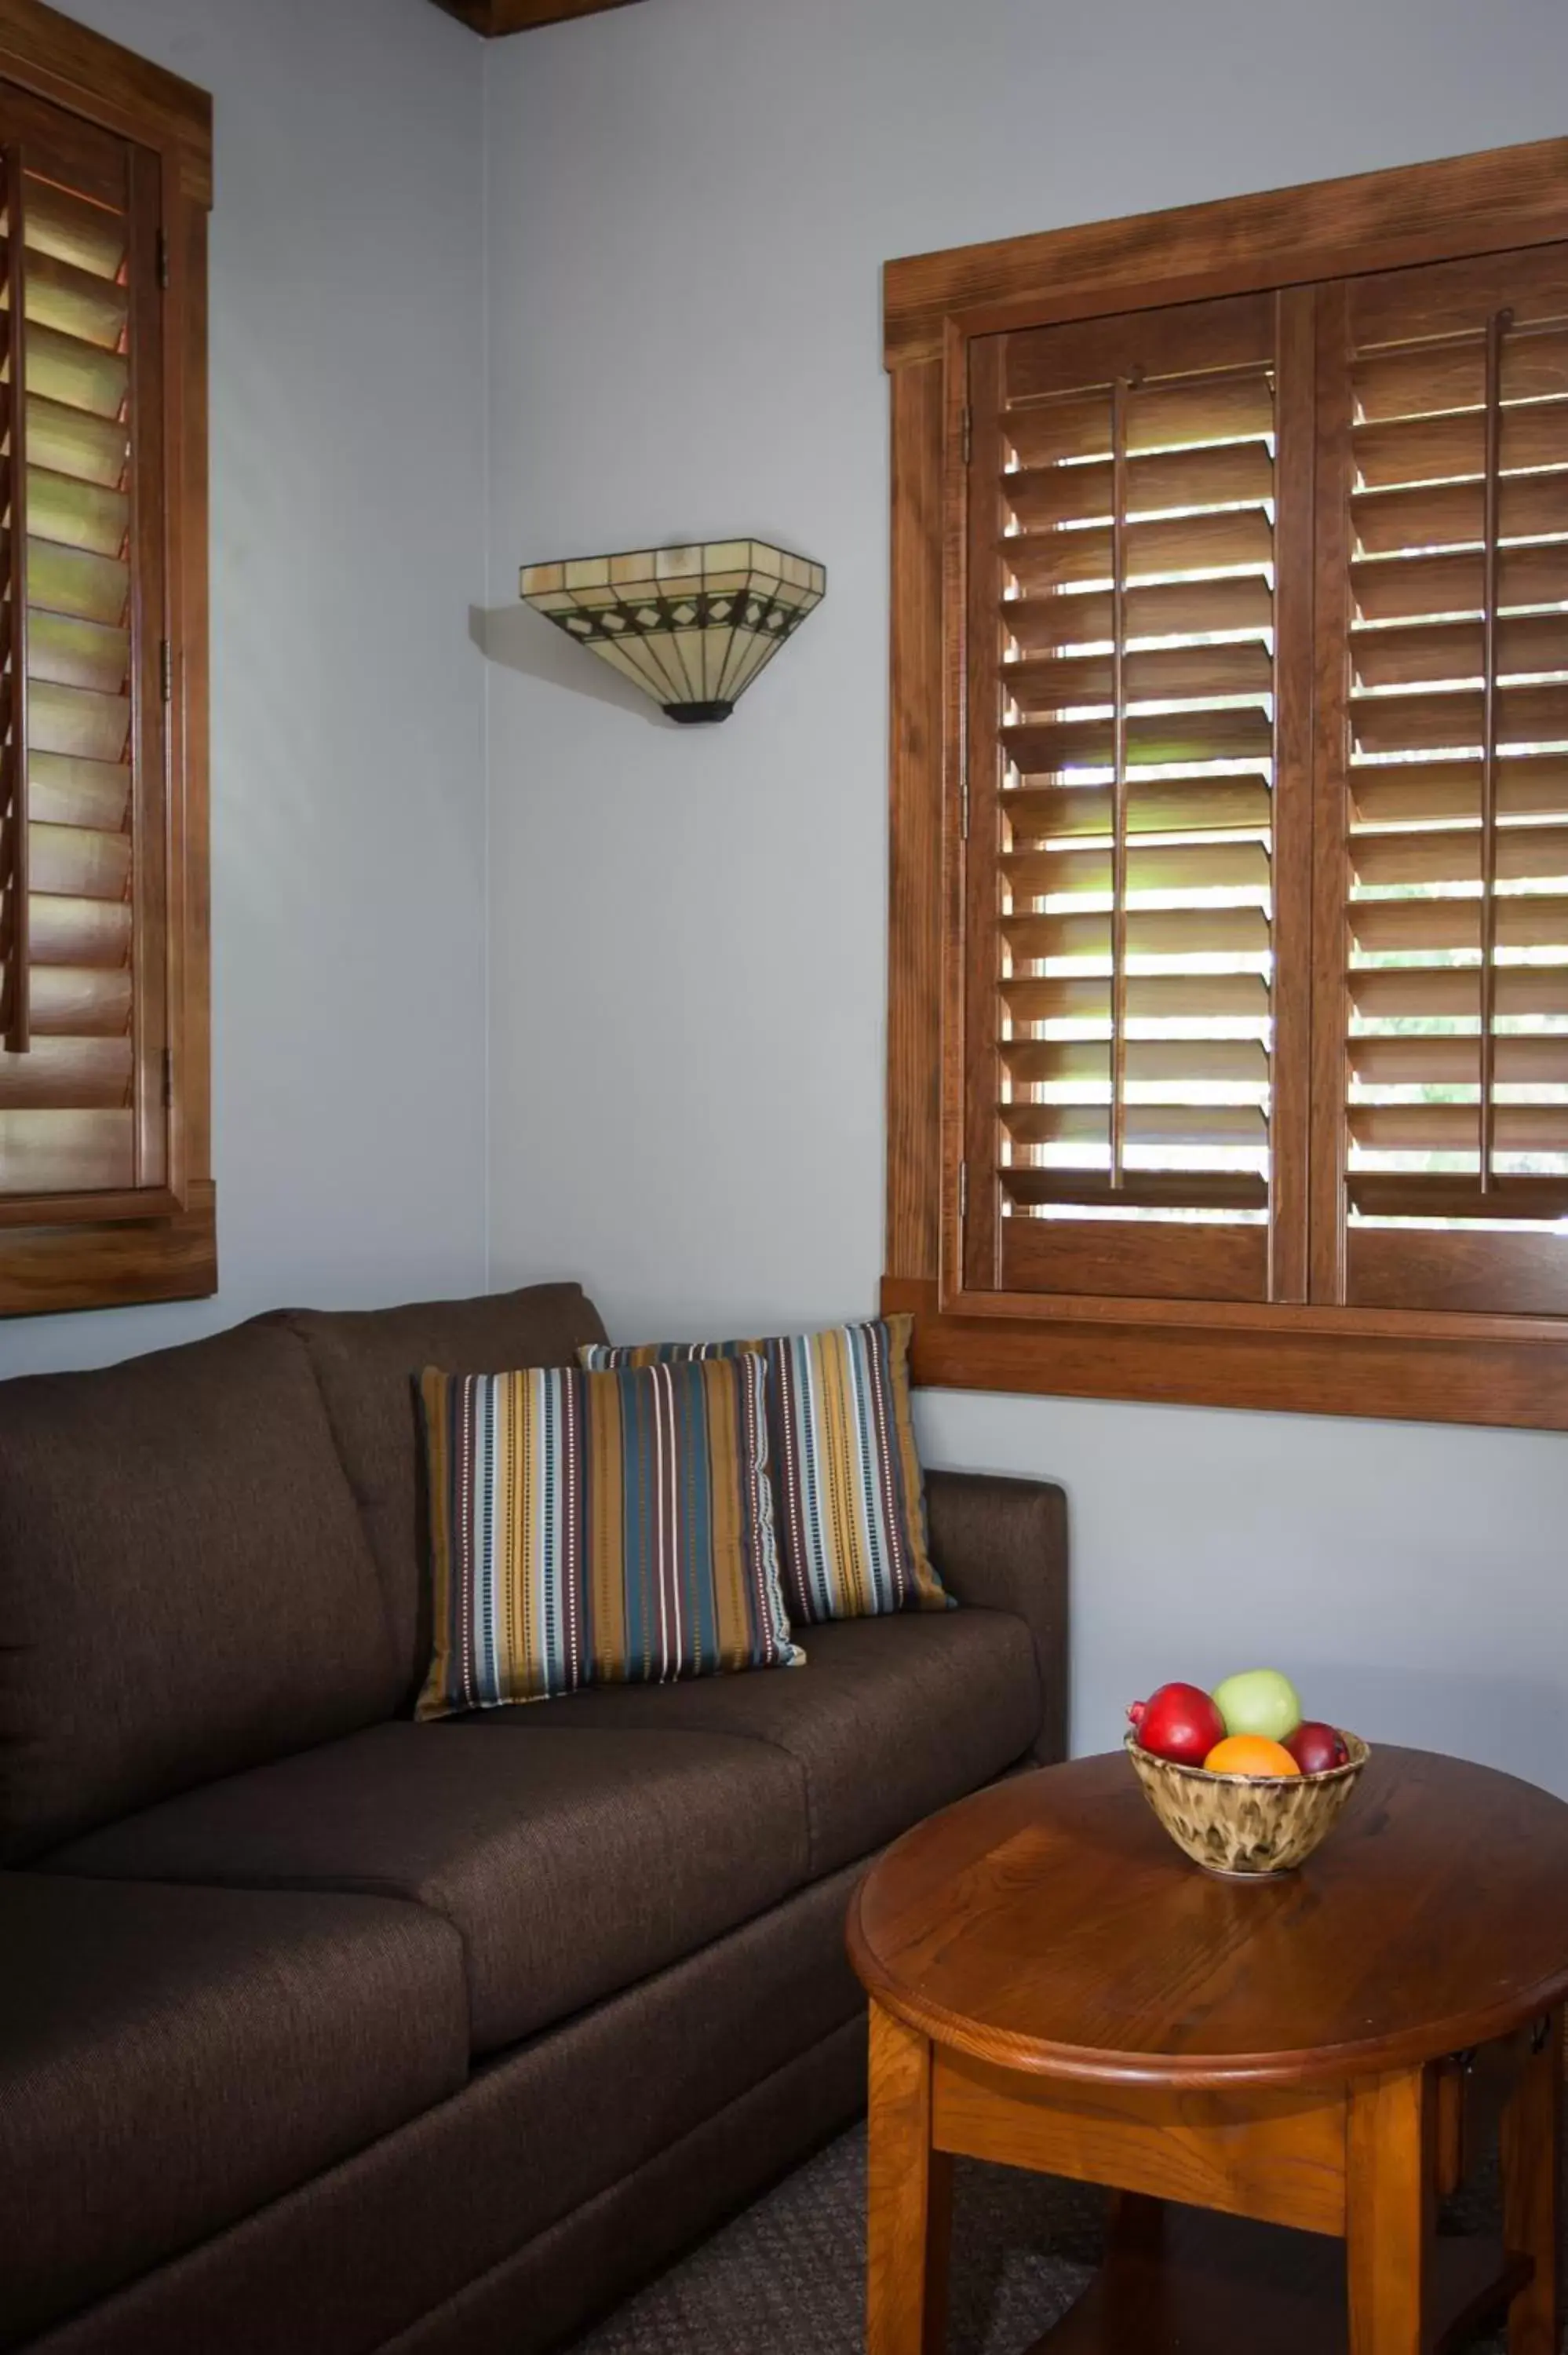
[0,86,167,1205]
[966,292,1312,1302]
[886,141,1568,1425]
[1318,242,1568,1316]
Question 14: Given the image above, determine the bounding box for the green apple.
[1212,1667,1302,1744]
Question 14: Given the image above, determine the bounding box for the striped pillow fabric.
[580,1316,948,1627]
[415,1356,802,1720]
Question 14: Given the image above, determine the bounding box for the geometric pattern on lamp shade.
[518,539,826,723]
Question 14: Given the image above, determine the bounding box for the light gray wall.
[483,0,1568,1792]
[0,0,489,1378]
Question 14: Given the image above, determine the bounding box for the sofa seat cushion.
[283,1283,609,1705]
[455,1608,1042,1875]
[0,1873,468,2350]
[0,1320,400,1866]
[45,1722,810,2057]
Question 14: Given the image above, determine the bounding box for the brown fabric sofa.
[0,1283,1068,2355]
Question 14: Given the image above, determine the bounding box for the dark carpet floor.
[569,2121,1566,2353]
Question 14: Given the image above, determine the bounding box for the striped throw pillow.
[415,1356,802,1720]
[581,1316,948,1627]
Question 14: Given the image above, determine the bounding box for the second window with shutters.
[0,5,212,1320]
[886,141,1568,1426]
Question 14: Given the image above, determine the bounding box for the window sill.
[884,1274,1568,1431]
[0,1182,217,1320]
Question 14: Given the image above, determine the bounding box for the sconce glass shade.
[519,540,826,722]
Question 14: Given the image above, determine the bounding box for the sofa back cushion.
[285,1283,608,1705]
[0,1320,399,1864]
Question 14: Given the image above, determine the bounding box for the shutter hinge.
[961,406,972,467]
[958,1163,968,1222]
[162,1047,173,1108]
[157,228,170,290]
[159,640,173,703]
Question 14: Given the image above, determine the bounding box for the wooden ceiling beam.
[428,0,647,32]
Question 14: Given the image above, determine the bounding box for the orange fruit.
[1203,1734,1301,1778]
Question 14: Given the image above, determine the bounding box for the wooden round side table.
[847,1746,1568,2354]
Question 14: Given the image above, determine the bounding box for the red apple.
[1128,1682,1226,1767]
[1285,1721,1350,1775]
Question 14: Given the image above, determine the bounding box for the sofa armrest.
[924,1470,1069,1766]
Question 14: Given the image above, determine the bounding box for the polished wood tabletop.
[848,1745,1568,2090]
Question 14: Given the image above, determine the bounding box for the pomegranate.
[1285,1721,1350,1775]
[1128,1681,1226,1767]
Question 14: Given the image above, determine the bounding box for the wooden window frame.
[0,0,213,1318]
[882,137,1568,1431]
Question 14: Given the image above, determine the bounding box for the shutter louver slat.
[22,319,127,421]
[1001,1169,1269,1212]
[1006,436,1275,530]
[25,392,127,487]
[24,536,127,625]
[1349,614,1566,693]
[1004,904,1274,960]
[23,177,126,279]
[1002,972,1273,1022]
[1004,1036,1271,1084]
[967,293,1295,1305]
[1005,640,1274,710]
[1347,895,1568,952]
[1333,251,1568,1294]
[0,124,150,1202]
[27,893,129,963]
[28,612,129,694]
[1352,327,1568,421]
[0,1031,129,1104]
[1001,1102,1270,1148]
[27,749,129,830]
[1349,1035,1567,1084]
[1353,399,1568,489]
[27,961,130,1033]
[27,463,128,558]
[1351,825,1568,888]
[1351,683,1568,759]
[1005,372,1274,466]
[0,1107,133,1189]
[30,679,129,765]
[20,246,126,351]
[1351,472,1568,558]
[1006,776,1274,842]
[1351,754,1568,827]
[1004,705,1275,773]
[1005,504,1274,595]
[1005,839,1271,897]
[1351,542,1568,623]
[28,818,129,899]
[1349,966,1568,1019]
[1350,1104,1568,1154]
[1008,574,1274,654]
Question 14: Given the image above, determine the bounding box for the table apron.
[930,2050,1349,2238]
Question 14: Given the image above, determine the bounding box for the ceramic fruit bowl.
[1125,1730,1369,1879]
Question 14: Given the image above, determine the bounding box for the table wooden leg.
[866,2001,953,2355]
[1501,2010,1563,2355]
[1345,2067,1433,2355]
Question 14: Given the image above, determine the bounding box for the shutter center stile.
[3,141,28,1057]
[1479,305,1511,1194]
[1108,366,1135,1192]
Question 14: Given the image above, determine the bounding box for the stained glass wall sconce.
[518,540,826,722]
